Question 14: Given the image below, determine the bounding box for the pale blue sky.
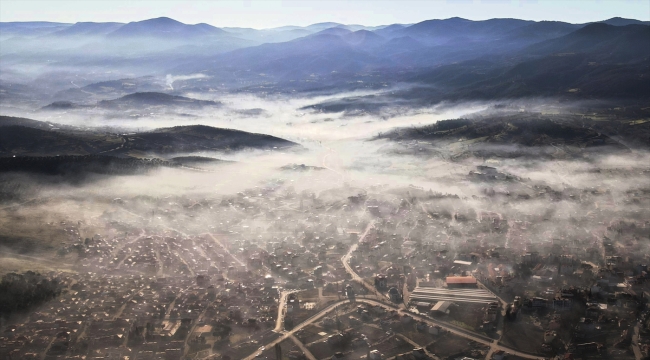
[1,0,648,28]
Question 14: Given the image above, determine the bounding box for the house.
[431,301,452,315]
[413,348,428,359]
[485,302,499,321]
[375,274,388,289]
[352,337,368,348]
[531,297,547,308]
[585,304,601,319]
[369,349,383,360]
[553,298,571,310]
[544,331,556,344]
[577,318,595,332]
[416,321,428,332]
[328,333,344,346]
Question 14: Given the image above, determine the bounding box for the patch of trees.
[98,92,220,108]
[376,113,642,151]
[0,155,178,177]
[513,263,534,279]
[211,319,232,339]
[0,271,62,319]
[432,118,472,131]
[131,125,297,153]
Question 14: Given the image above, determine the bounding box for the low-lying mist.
[1,93,649,272]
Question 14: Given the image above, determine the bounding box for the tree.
[0,272,62,319]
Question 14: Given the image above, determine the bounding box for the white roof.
[431,300,453,312]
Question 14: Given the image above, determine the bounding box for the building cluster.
[339,179,650,358]
[2,168,650,359]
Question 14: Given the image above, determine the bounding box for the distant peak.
[150,16,176,21]
[309,22,342,27]
[138,17,183,25]
[445,17,470,21]
[598,17,649,26]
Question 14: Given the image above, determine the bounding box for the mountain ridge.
[0,116,300,157]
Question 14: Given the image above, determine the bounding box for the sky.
[1,0,648,28]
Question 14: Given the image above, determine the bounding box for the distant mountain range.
[1,16,648,109]
[41,92,220,111]
[108,17,227,38]
[0,17,396,42]
[51,22,124,37]
[97,92,220,109]
[3,16,644,41]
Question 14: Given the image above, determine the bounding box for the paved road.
[340,221,392,302]
[184,298,214,357]
[243,297,540,360]
[632,322,643,360]
[242,301,353,360]
[289,334,318,360]
[207,232,245,267]
[395,332,439,360]
[274,290,299,332]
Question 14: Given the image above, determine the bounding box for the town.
[2,1,650,359]
[1,164,649,360]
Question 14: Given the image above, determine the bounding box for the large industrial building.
[409,286,497,305]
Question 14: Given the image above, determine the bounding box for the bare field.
[0,198,107,256]
[0,254,75,275]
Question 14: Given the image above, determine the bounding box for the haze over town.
[1,1,649,360]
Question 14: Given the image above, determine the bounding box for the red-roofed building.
[446,276,477,288]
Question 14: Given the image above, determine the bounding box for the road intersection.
[244,221,543,360]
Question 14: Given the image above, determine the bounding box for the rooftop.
[446,276,477,284]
